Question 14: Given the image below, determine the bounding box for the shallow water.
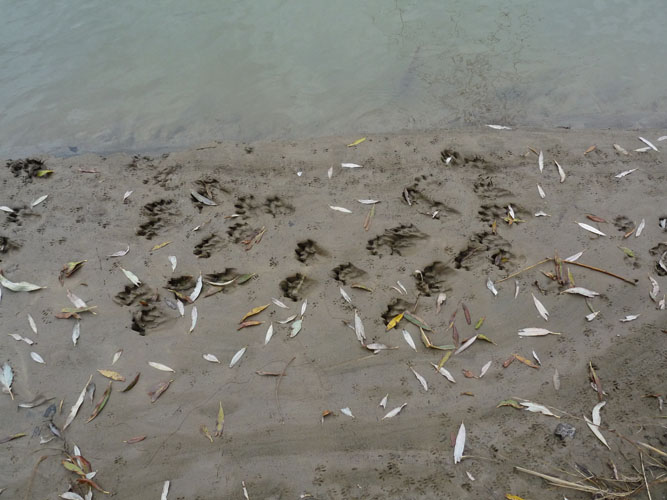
[1,0,666,157]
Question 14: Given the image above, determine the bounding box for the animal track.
[5,158,45,180]
[0,236,20,253]
[193,233,224,258]
[295,239,327,263]
[367,224,428,256]
[454,231,514,270]
[473,176,513,198]
[478,203,525,223]
[153,166,178,189]
[382,298,414,325]
[440,149,488,167]
[131,302,164,335]
[263,196,294,217]
[415,262,454,296]
[331,263,366,284]
[136,199,179,239]
[280,273,310,301]
[234,195,257,218]
[166,275,195,291]
[614,215,633,232]
[113,284,150,306]
[649,243,667,276]
[403,181,460,215]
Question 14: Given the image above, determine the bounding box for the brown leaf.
[502,356,516,368]
[514,354,539,369]
[462,369,478,379]
[76,478,110,494]
[121,372,140,392]
[237,320,263,330]
[124,436,146,444]
[586,214,607,223]
[87,381,112,423]
[148,379,172,403]
[452,322,459,348]
[589,362,604,401]
[462,303,471,325]
[584,145,596,154]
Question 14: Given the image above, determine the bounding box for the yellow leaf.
[437,351,452,370]
[240,304,269,322]
[505,495,526,500]
[201,424,214,443]
[386,312,403,331]
[36,169,54,177]
[347,137,366,147]
[97,369,126,381]
[215,401,224,437]
[151,241,171,251]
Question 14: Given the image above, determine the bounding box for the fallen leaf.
[635,218,645,237]
[486,124,512,130]
[620,314,640,322]
[112,350,122,365]
[514,354,539,369]
[562,287,599,298]
[347,137,366,147]
[264,323,274,345]
[341,163,362,168]
[31,194,48,207]
[555,160,566,182]
[329,205,352,213]
[615,168,637,178]
[290,319,302,337]
[382,403,407,420]
[123,436,146,444]
[1,362,15,400]
[241,304,269,322]
[379,394,388,408]
[87,381,111,422]
[497,399,522,409]
[584,145,596,154]
[403,311,432,331]
[148,362,175,372]
[120,268,141,286]
[517,328,560,337]
[203,354,220,363]
[229,347,247,367]
[520,401,559,418]
[454,335,477,355]
[537,184,545,198]
[431,363,456,383]
[30,351,45,364]
[638,136,659,152]
[410,367,428,391]
[0,433,26,444]
[576,222,606,237]
[0,271,45,292]
[435,293,447,313]
[480,361,492,378]
[189,306,198,333]
[553,369,561,391]
[531,294,549,321]
[63,375,93,430]
[108,245,130,258]
[454,422,466,464]
[340,407,355,418]
[148,380,172,403]
[402,329,417,351]
[168,255,177,271]
[271,298,289,309]
[67,289,87,309]
[538,150,544,172]
[200,424,214,443]
[97,370,125,382]
[357,199,380,204]
[487,278,498,296]
[339,287,352,304]
[191,190,217,206]
[353,311,365,343]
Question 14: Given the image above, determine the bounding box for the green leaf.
[402,311,432,331]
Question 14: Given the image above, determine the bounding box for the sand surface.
[0,128,665,499]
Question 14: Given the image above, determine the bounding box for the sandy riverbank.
[0,128,665,499]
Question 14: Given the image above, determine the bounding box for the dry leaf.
[329,205,352,213]
[410,367,428,391]
[148,380,172,403]
[382,403,407,420]
[339,287,352,304]
[638,136,659,151]
[148,361,175,372]
[514,354,539,369]
[402,329,417,351]
[264,323,274,345]
[431,363,456,383]
[436,293,447,313]
[379,394,388,408]
[615,168,637,178]
[87,381,112,422]
[72,322,81,345]
[0,272,45,292]
[619,314,639,322]
[555,160,566,182]
[538,150,544,172]
[300,299,308,317]
[229,347,247,367]
[241,304,269,322]
[189,306,198,333]
[562,287,599,298]
[112,350,122,365]
[120,268,141,286]
[341,163,362,168]
[97,369,125,381]
[203,354,220,363]
[30,351,45,364]
[289,319,302,337]
[480,361,492,378]
[576,222,606,237]
[347,137,366,147]
[161,480,170,500]
[271,297,289,309]
[531,294,549,321]
[537,184,545,198]
[518,328,560,337]
[108,246,130,258]
[353,311,365,343]
[191,190,217,205]
[168,255,177,271]
[215,401,225,437]
[520,401,559,418]
[67,289,87,309]
[454,335,477,355]
[486,278,498,296]
[1,362,14,400]
[454,422,466,464]
[635,218,645,237]
[31,194,48,207]
[553,369,561,391]
[340,407,354,418]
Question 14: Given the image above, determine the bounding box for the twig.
[276,356,296,423]
[563,260,636,286]
[640,453,652,500]
[496,258,551,283]
[24,455,50,500]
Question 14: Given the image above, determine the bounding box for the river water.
[1,0,666,157]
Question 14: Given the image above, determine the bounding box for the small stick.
[640,453,653,500]
[276,356,296,423]
[564,260,636,286]
[496,258,551,283]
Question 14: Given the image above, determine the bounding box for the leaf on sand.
[290,319,302,338]
[635,218,645,237]
[189,306,198,333]
[555,160,566,182]
[327,166,333,179]
[353,311,365,343]
[379,394,388,408]
[30,351,45,364]
[615,168,637,178]
[241,303,269,322]
[486,278,498,296]
[108,245,130,257]
[454,422,466,464]
[638,136,659,152]
[0,271,45,292]
[520,401,560,418]
[339,287,352,304]
[161,481,170,500]
[215,401,225,437]
[486,124,512,130]
[121,372,140,392]
[1,362,15,400]
[124,435,146,444]
[531,294,549,321]
[300,299,308,317]
[150,241,171,252]
[620,314,639,322]
[31,194,48,207]
[123,190,133,201]
[514,354,539,369]
[538,150,544,172]
[120,268,141,286]
[586,401,610,449]
[386,312,403,331]
[201,424,214,443]
[586,311,600,322]
[67,289,87,309]
[537,184,545,198]
[562,287,599,298]
[576,222,606,237]
[0,432,26,444]
[402,329,417,351]
[341,163,362,168]
[357,199,380,204]
[87,381,112,423]
[97,370,125,382]
[168,255,177,272]
[189,274,202,302]
[518,328,560,337]
[148,362,175,372]
[431,363,456,383]
[264,323,274,345]
[278,314,297,324]
[112,350,122,365]
[382,403,407,420]
[63,374,93,430]
[329,205,352,213]
[553,369,561,391]
[27,313,37,333]
[191,190,217,206]
[203,354,220,363]
[454,335,477,355]
[230,347,247,367]
[347,137,366,147]
[148,380,172,403]
[340,407,355,418]
[60,492,85,500]
[497,399,522,409]
[480,360,492,378]
[649,275,660,302]
[403,311,432,331]
[435,293,447,314]
[410,367,428,391]
[238,320,264,330]
[271,297,289,309]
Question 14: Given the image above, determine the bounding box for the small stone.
[554,422,576,440]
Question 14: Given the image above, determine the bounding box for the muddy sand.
[0,128,665,499]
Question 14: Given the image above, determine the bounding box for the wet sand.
[0,128,665,499]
